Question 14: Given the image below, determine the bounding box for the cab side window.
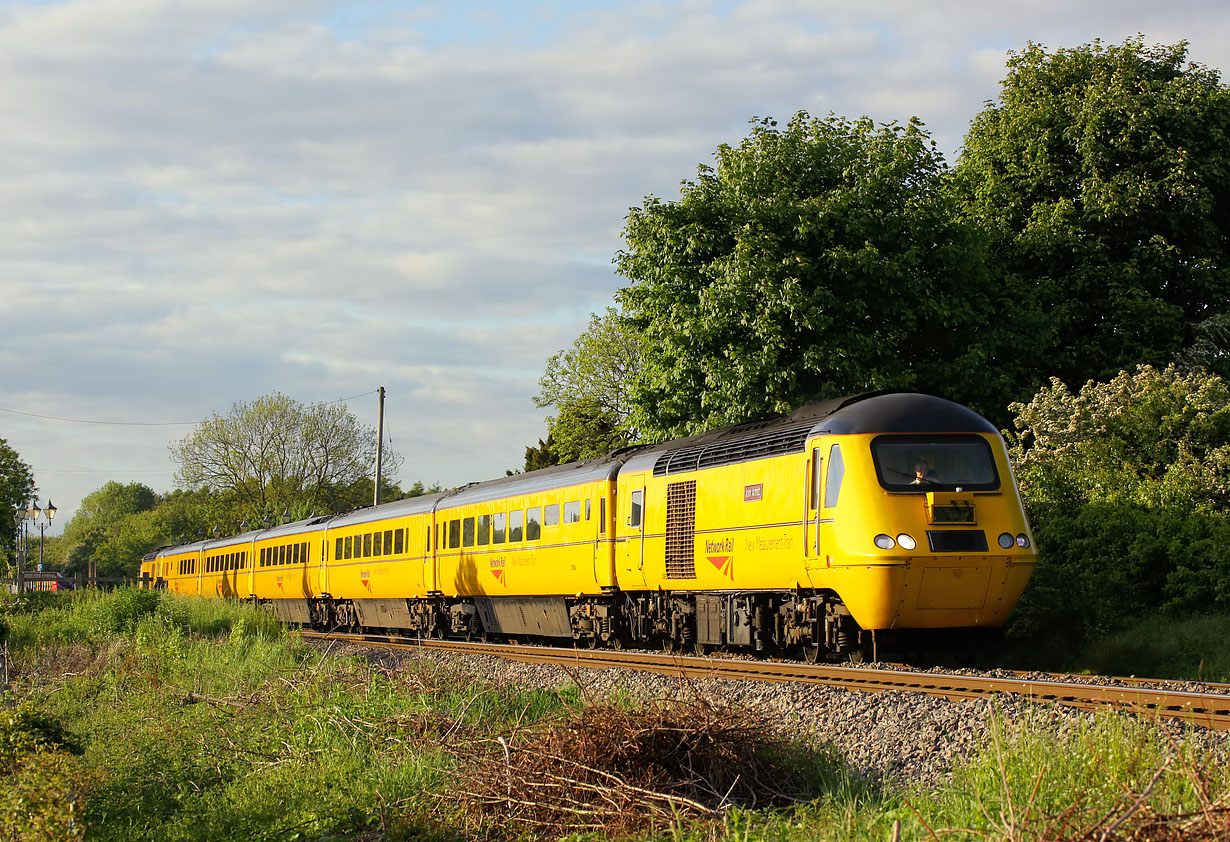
[629,490,643,528]
[825,444,845,508]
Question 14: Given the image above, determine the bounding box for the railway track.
[297,630,1230,731]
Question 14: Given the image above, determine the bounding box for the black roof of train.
[623,391,998,477]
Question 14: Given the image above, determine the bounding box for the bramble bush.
[0,704,88,842]
[1007,365,1230,653]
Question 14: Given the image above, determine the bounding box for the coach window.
[279,545,288,565]
[462,517,476,547]
[600,498,606,534]
[544,504,560,527]
[302,543,309,563]
[509,510,524,542]
[449,519,461,549]
[477,514,491,546]
[383,530,393,555]
[393,529,404,554]
[291,544,299,565]
[825,444,845,509]
[493,512,506,544]
[563,501,580,524]
[373,531,383,556]
[343,536,352,559]
[629,490,643,529]
[526,508,542,541]
[335,538,342,561]
[584,499,591,521]
[362,533,373,557]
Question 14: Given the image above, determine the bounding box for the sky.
[2,0,1229,536]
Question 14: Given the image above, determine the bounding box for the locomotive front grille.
[665,480,698,578]
[926,530,988,553]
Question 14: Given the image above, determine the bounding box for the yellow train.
[142,392,1037,660]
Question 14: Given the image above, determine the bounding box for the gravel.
[318,641,1230,790]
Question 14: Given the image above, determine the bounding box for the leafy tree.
[615,112,1024,440]
[1010,365,1230,514]
[59,482,159,578]
[170,392,402,522]
[0,438,36,569]
[404,480,442,498]
[1006,366,1230,652]
[534,308,644,461]
[522,435,563,473]
[955,37,1230,389]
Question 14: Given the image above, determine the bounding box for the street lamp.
[12,499,54,590]
[33,499,56,572]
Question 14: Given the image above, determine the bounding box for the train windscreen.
[871,435,1000,492]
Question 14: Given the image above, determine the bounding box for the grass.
[1070,613,1230,682]
[2,589,1228,841]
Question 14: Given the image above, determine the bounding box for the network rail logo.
[705,538,735,580]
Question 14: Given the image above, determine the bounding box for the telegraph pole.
[374,386,385,506]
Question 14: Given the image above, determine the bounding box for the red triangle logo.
[492,569,506,585]
[707,555,734,580]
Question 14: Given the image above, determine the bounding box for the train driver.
[910,457,938,486]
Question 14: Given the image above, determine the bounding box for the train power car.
[141,391,1037,660]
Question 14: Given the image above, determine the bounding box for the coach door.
[617,473,648,589]
[805,443,827,574]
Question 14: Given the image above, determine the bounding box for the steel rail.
[297,631,1230,730]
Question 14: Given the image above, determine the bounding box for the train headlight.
[896,533,916,550]
[873,534,896,550]
[998,532,1015,549]
[1015,533,1031,548]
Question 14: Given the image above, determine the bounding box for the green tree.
[59,482,159,578]
[1007,366,1230,651]
[955,37,1230,389]
[170,392,402,522]
[0,438,36,569]
[615,112,1023,440]
[534,308,644,462]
